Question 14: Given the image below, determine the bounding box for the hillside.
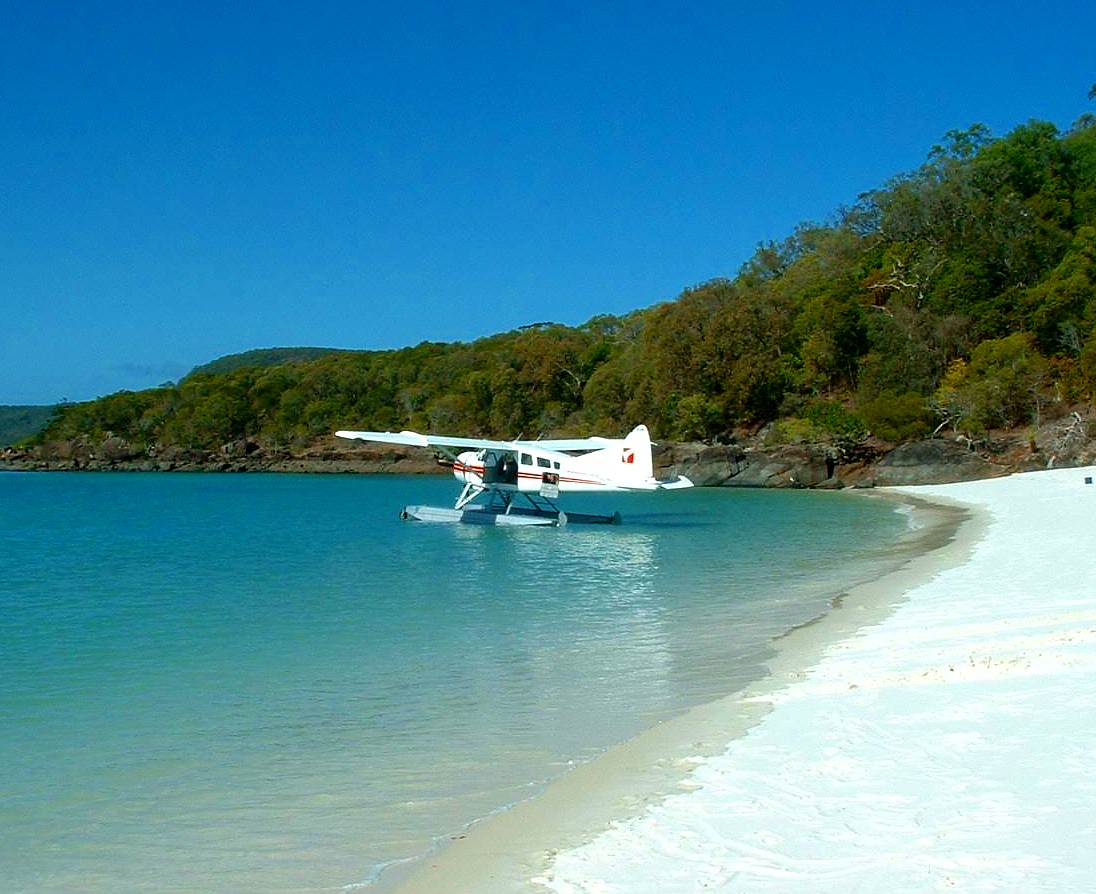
[14,110,1096,482]
[184,347,356,379]
[0,406,55,447]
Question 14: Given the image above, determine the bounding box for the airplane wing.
[521,436,615,452]
[335,430,519,453]
[336,430,624,457]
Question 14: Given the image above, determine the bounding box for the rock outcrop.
[862,439,1008,487]
[660,443,840,489]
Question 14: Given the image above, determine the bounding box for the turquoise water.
[0,472,907,892]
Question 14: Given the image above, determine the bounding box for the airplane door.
[540,472,560,498]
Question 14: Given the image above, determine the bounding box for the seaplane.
[334,424,693,526]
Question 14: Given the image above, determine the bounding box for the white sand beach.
[533,466,1096,893]
[391,466,1096,893]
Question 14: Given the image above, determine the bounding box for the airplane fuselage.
[453,447,623,496]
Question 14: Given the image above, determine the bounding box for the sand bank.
[385,482,988,893]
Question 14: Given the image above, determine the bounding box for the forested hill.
[27,113,1096,461]
[184,347,351,379]
[0,406,55,447]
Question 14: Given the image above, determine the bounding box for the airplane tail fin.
[621,424,655,481]
[620,425,693,489]
[570,424,693,490]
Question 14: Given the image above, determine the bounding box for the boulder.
[869,438,1007,486]
[664,443,840,488]
[728,445,834,488]
[99,436,141,463]
[660,443,746,487]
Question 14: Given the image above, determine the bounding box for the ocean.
[0,471,909,892]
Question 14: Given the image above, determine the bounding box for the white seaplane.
[335,424,692,526]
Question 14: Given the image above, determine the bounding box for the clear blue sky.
[2,1,1094,405]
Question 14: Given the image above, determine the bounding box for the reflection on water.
[432,522,671,753]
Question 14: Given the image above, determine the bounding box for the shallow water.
[0,472,906,892]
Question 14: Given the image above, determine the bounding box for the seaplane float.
[334,424,692,526]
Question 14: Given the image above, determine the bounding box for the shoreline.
[379,489,978,893]
[7,428,1091,488]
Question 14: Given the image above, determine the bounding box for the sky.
[2,2,1095,405]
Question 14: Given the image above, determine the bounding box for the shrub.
[860,391,935,441]
[764,401,867,445]
[802,400,868,440]
[763,417,821,445]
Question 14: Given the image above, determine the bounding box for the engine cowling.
[453,450,484,485]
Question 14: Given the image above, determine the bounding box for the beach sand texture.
[532,466,1096,892]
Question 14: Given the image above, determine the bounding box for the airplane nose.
[454,450,478,484]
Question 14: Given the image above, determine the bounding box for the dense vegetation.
[184,347,347,379]
[33,111,1096,454]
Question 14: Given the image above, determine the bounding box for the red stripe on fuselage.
[454,461,604,488]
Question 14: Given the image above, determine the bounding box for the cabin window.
[537,457,551,468]
[520,453,533,465]
[553,461,560,469]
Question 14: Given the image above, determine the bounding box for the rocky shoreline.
[662,412,1096,487]
[0,439,443,477]
[4,417,1095,488]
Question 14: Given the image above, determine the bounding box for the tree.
[932,334,1047,433]
[796,291,869,391]
[1022,226,1096,353]
[1078,327,1096,405]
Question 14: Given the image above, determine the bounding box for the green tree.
[932,334,1047,433]
[1078,327,1096,405]
[1022,226,1096,353]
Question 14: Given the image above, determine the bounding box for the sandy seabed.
[389,467,1096,894]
